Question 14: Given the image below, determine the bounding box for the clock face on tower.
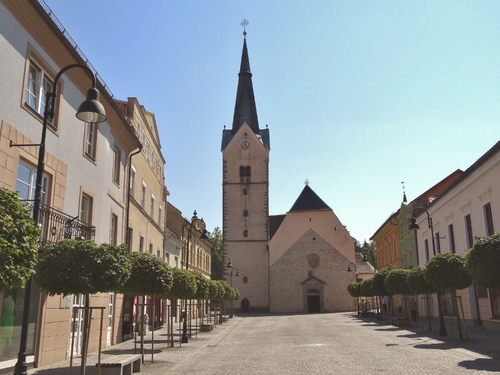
[239,139,252,150]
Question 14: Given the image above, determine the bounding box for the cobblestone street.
[28,312,500,375]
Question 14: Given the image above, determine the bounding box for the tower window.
[243,230,248,238]
[243,188,248,195]
[243,210,248,217]
[239,166,251,178]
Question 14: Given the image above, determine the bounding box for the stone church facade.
[222,32,355,314]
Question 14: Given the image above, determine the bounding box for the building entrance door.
[69,294,85,356]
[307,289,321,313]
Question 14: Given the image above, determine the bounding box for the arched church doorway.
[307,289,321,313]
[241,298,250,313]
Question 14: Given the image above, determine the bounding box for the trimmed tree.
[372,265,395,316]
[384,268,411,296]
[407,265,435,331]
[466,233,500,289]
[385,268,412,320]
[407,266,435,295]
[425,252,472,338]
[0,187,40,290]
[121,251,172,298]
[35,239,131,374]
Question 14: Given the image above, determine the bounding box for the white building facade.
[414,141,500,330]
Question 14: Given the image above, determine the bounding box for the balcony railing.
[38,204,95,247]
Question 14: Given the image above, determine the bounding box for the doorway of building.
[307,289,321,313]
[241,298,250,313]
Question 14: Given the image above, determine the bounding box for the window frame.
[80,192,93,226]
[84,122,98,161]
[110,211,118,245]
[464,214,473,249]
[484,202,495,236]
[448,223,456,253]
[23,51,60,131]
[129,165,136,198]
[112,144,122,185]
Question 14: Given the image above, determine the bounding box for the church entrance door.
[241,298,250,313]
[307,295,321,313]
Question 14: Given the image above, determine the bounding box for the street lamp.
[229,267,240,318]
[347,262,357,273]
[410,206,447,336]
[181,211,208,343]
[13,63,106,375]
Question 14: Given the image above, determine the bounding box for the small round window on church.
[307,253,319,267]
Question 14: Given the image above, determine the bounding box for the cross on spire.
[305,178,310,186]
[241,18,249,37]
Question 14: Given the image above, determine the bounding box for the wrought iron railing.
[38,204,95,246]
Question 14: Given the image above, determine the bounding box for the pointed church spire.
[402,182,408,203]
[232,20,260,135]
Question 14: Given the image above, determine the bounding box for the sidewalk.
[357,312,500,360]
[27,316,240,375]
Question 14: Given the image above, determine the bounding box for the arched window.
[239,166,245,178]
[245,166,251,177]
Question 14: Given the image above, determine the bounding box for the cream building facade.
[0,0,141,370]
[115,97,168,331]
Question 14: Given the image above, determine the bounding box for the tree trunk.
[452,290,464,340]
[80,294,90,375]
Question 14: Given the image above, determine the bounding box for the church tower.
[221,27,270,313]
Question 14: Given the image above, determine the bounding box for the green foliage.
[213,280,227,301]
[209,227,223,280]
[35,240,131,296]
[208,279,219,300]
[192,270,210,299]
[0,188,40,290]
[360,278,375,297]
[425,253,472,292]
[169,268,197,299]
[384,268,412,295]
[466,233,500,289]
[347,282,362,297]
[121,251,172,298]
[407,266,435,295]
[233,288,240,300]
[372,265,395,296]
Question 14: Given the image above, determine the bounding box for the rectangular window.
[127,226,134,252]
[26,60,53,119]
[435,232,441,253]
[175,256,179,268]
[113,145,121,184]
[165,253,170,265]
[149,242,153,254]
[80,193,93,225]
[448,224,456,253]
[484,203,495,236]
[150,194,155,218]
[465,214,473,249]
[424,239,429,262]
[129,165,136,198]
[139,235,144,252]
[84,122,97,160]
[141,182,146,209]
[110,213,118,245]
[158,206,162,226]
[16,162,48,204]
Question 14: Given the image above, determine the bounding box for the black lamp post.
[13,63,106,375]
[229,267,240,318]
[409,206,447,336]
[181,211,208,343]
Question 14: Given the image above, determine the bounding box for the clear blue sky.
[45,0,500,243]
